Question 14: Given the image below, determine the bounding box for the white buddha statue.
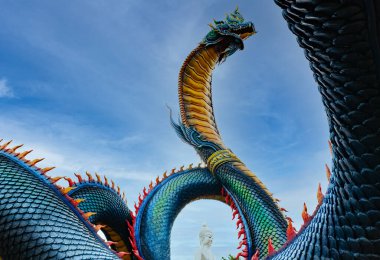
[194,224,215,260]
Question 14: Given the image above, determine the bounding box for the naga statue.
[0,1,379,259]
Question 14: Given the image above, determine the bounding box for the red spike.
[74,173,83,183]
[221,188,225,196]
[236,251,248,259]
[134,202,139,213]
[302,202,311,224]
[237,239,246,249]
[116,252,130,258]
[268,237,276,255]
[138,194,143,204]
[86,172,94,182]
[143,187,148,196]
[286,218,296,241]
[280,207,288,212]
[236,218,243,229]
[106,241,118,246]
[64,177,75,187]
[251,250,259,260]
[149,181,153,190]
[127,220,134,234]
[286,216,293,222]
[237,228,246,239]
[232,209,239,220]
[130,211,136,220]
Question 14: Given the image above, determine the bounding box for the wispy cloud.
[0,78,13,97]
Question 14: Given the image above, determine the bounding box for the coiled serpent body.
[0,1,379,259]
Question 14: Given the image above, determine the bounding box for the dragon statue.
[0,0,379,259]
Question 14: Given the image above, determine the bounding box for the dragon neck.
[178,44,227,149]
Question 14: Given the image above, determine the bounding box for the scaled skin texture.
[0,1,380,260]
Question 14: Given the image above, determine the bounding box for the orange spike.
[40,166,55,174]
[149,181,153,190]
[111,180,115,189]
[286,218,296,241]
[163,171,168,179]
[95,172,102,182]
[117,186,120,194]
[73,198,85,206]
[188,163,193,169]
[328,140,332,155]
[317,183,324,204]
[94,224,105,232]
[179,165,184,171]
[17,150,33,159]
[74,173,83,183]
[325,164,331,182]
[171,168,176,174]
[0,140,12,150]
[86,172,93,182]
[50,176,63,183]
[83,212,96,219]
[61,186,75,194]
[104,175,109,186]
[28,158,44,167]
[122,192,125,200]
[251,250,259,260]
[7,144,23,154]
[268,237,276,255]
[155,176,160,185]
[302,202,311,224]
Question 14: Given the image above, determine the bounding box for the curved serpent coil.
[0,1,380,259]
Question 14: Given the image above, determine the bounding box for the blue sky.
[0,1,331,259]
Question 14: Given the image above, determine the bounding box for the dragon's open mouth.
[232,23,256,40]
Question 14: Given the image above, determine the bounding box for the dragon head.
[202,7,256,63]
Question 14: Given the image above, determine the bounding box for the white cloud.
[0,78,14,97]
